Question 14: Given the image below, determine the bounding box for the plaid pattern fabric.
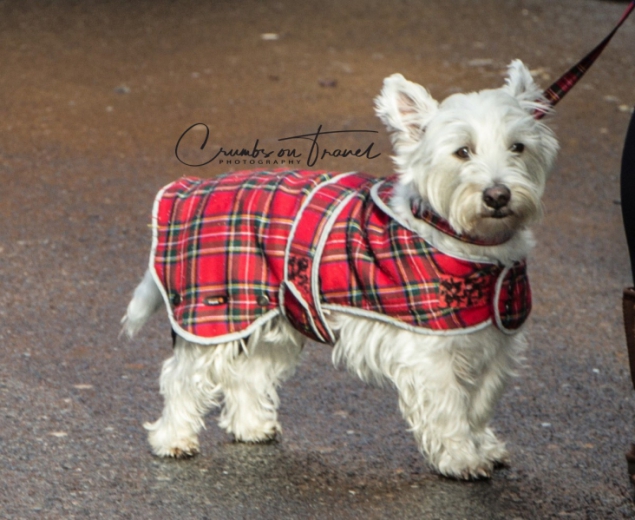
[152,169,331,341]
[152,170,531,344]
[315,178,530,337]
[411,200,511,246]
[536,1,634,119]
[282,172,375,342]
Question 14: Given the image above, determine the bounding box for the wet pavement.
[1,0,635,518]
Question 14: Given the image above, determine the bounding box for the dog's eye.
[510,143,525,153]
[454,147,470,160]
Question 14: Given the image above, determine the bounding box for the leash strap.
[535,1,634,119]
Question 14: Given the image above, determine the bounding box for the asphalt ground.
[1,0,635,518]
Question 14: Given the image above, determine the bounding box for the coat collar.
[410,199,512,247]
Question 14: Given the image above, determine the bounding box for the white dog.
[123,60,558,480]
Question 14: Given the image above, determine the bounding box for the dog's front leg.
[466,332,526,468]
[144,338,225,458]
[394,347,495,480]
[331,316,494,479]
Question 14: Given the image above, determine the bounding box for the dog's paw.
[163,443,200,459]
[442,461,494,481]
[460,463,494,480]
[144,421,200,459]
[149,438,200,459]
[232,420,281,444]
[436,450,494,480]
[478,429,510,468]
[486,446,510,469]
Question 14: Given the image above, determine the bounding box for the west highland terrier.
[123,60,558,479]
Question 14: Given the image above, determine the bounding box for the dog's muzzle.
[483,185,511,218]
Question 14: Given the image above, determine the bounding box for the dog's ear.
[503,60,549,114]
[375,74,438,145]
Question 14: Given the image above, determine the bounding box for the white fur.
[123,60,558,480]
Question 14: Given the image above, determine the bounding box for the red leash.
[535,1,634,118]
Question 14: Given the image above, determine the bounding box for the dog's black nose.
[483,185,511,210]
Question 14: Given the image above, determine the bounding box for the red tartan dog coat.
[150,170,531,345]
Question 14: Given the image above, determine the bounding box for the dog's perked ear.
[374,73,438,146]
[503,59,550,115]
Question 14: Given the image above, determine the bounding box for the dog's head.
[375,60,559,242]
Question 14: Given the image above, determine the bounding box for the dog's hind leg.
[145,337,227,458]
[218,318,304,443]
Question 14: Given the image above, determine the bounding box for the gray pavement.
[1,0,635,518]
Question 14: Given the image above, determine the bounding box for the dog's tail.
[121,269,164,338]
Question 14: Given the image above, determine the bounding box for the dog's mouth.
[482,208,513,220]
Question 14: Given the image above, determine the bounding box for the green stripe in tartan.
[180,309,199,327]
[157,252,179,265]
[223,170,302,325]
[306,171,337,195]
[252,172,297,250]
[227,176,260,325]
[387,219,436,324]
[164,180,192,325]
[345,202,370,308]
[185,180,217,327]
[180,281,271,300]
[306,187,358,256]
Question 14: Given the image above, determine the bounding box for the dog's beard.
[445,180,543,241]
